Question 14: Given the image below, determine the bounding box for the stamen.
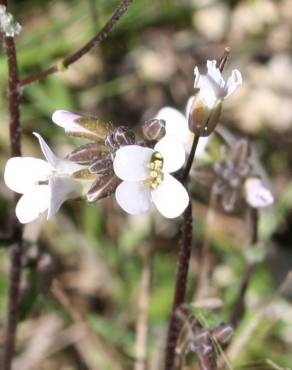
[218,46,231,72]
[147,151,164,189]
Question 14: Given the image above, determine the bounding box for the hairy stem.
[1,3,23,368]
[164,136,200,370]
[231,208,258,329]
[20,0,134,86]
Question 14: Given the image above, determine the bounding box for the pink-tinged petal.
[155,107,189,144]
[113,145,153,182]
[244,178,274,208]
[225,69,242,97]
[48,176,90,219]
[33,132,84,174]
[151,174,189,218]
[115,181,151,215]
[154,136,185,173]
[52,110,82,132]
[15,186,50,224]
[4,157,51,194]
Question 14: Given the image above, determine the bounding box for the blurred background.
[0,0,292,369]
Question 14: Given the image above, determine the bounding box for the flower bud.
[211,323,233,344]
[188,96,222,137]
[142,118,166,141]
[87,172,120,202]
[89,153,113,175]
[105,126,136,149]
[52,110,114,142]
[66,142,109,165]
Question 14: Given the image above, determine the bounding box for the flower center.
[148,151,164,190]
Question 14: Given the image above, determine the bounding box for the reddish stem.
[1,13,23,370]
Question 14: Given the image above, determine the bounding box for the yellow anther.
[147,151,164,189]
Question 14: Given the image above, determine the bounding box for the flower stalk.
[1,1,23,368]
[164,135,201,370]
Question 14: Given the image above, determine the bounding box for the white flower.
[4,133,94,224]
[194,59,242,108]
[155,98,209,156]
[113,136,189,218]
[188,60,242,135]
[244,178,274,208]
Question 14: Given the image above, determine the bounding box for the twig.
[164,136,201,370]
[134,243,152,370]
[19,0,134,87]
[230,208,258,329]
[1,2,23,368]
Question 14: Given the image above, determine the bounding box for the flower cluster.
[194,138,274,211]
[4,59,245,223]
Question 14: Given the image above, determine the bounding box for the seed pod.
[142,118,166,141]
[211,323,233,344]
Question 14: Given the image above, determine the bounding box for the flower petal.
[244,178,274,208]
[154,136,185,173]
[33,132,84,174]
[48,176,90,218]
[225,69,242,97]
[155,107,189,144]
[113,145,153,181]
[151,174,189,218]
[52,110,83,132]
[16,186,50,223]
[4,157,51,194]
[115,181,151,215]
[186,96,195,120]
[206,60,225,89]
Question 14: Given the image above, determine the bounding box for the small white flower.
[4,133,94,224]
[188,60,242,135]
[194,60,242,108]
[155,98,209,156]
[244,178,274,208]
[0,5,21,37]
[113,136,189,218]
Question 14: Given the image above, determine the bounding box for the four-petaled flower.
[4,133,94,223]
[113,137,189,218]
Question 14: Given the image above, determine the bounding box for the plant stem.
[231,208,258,329]
[19,0,134,87]
[1,3,23,367]
[164,135,200,370]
